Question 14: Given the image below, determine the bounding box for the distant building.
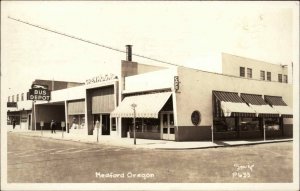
[7,80,83,130]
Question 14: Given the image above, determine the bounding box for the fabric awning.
[241,94,279,117]
[111,92,172,118]
[273,105,293,117]
[213,91,256,117]
[264,95,293,118]
[220,101,256,117]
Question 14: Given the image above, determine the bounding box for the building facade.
[7,49,293,141]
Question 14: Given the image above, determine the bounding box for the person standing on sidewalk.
[50,120,56,134]
[12,119,16,129]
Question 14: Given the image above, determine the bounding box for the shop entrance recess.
[93,114,110,135]
[161,112,175,140]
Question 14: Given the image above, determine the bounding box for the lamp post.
[131,103,137,145]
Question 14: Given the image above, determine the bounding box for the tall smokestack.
[126,45,132,61]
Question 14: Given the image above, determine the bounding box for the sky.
[1,1,299,96]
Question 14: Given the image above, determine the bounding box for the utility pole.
[131,103,137,145]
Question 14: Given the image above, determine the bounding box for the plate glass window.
[247,68,252,78]
[260,70,265,80]
[240,67,245,77]
[278,74,282,83]
[267,72,271,81]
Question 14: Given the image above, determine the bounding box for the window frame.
[267,72,271,81]
[260,70,265,80]
[240,67,245,77]
[247,68,252,78]
[283,75,288,83]
[278,74,282,83]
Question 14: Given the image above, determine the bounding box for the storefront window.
[240,118,260,131]
[265,118,280,131]
[69,115,85,129]
[213,117,236,132]
[129,118,160,133]
[7,115,20,125]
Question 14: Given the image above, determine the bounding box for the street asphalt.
[7,132,293,183]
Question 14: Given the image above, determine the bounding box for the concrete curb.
[154,139,293,150]
[9,132,293,150]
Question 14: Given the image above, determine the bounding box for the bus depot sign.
[28,84,51,101]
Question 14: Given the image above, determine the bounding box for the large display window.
[129,118,160,133]
[265,118,280,131]
[69,115,85,129]
[213,117,236,132]
[240,118,260,131]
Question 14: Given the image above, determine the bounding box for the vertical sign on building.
[174,76,180,93]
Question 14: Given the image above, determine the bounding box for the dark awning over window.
[264,95,287,106]
[212,91,256,117]
[213,91,244,103]
[240,93,267,105]
[241,94,279,117]
[264,95,293,118]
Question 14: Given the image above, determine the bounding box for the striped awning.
[241,94,279,117]
[264,95,287,106]
[220,101,256,117]
[213,91,256,117]
[111,92,172,118]
[264,95,293,118]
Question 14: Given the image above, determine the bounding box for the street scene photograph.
[1,1,299,191]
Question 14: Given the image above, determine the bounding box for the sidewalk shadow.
[213,141,231,146]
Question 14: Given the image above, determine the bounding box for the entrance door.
[161,112,175,140]
[101,114,110,135]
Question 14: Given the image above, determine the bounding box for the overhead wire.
[8,16,181,67]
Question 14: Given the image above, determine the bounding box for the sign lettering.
[174,76,180,92]
[28,84,51,101]
[7,102,17,107]
[85,73,117,85]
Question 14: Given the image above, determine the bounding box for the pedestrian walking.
[12,119,16,129]
[50,120,56,133]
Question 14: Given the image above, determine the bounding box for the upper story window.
[283,75,288,83]
[260,70,265,80]
[16,94,19,102]
[267,72,271,81]
[12,95,15,102]
[247,68,252,78]
[21,93,24,101]
[278,74,282,83]
[240,67,245,77]
[8,96,10,102]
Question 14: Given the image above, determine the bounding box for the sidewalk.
[7,128,293,150]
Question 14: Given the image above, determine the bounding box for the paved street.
[7,132,293,183]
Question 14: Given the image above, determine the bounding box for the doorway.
[161,112,175,140]
[101,114,110,135]
[93,114,110,135]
